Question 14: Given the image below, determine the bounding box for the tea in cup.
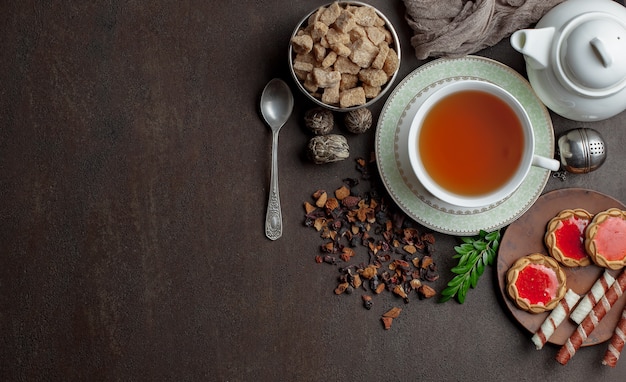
[407,80,560,208]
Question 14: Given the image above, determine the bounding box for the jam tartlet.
[506,253,567,313]
[544,208,593,267]
[585,208,626,270]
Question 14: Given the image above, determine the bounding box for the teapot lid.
[558,13,626,97]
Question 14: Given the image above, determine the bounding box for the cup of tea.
[407,80,560,208]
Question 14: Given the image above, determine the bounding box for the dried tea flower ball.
[307,134,350,164]
[304,107,334,135]
[344,107,372,134]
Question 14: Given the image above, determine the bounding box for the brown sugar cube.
[350,37,379,68]
[365,26,386,45]
[303,73,318,93]
[334,56,361,75]
[312,44,326,62]
[294,52,316,67]
[353,6,379,27]
[319,35,330,49]
[326,28,350,46]
[322,83,340,105]
[293,69,308,81]
[291,34,313,54]
[381,27,393,44]
[340,87,366,108]
[321,51,338,68]
[382,48,399,76]
[363,84,381,98]
[293,52,316,79]
[311,21,329,41]
[331,42,351,57]
[359,68,388,87]
[349,26,367,42]
[371,43,389,70]
[312,67,341,88]
[307,7,324,26]
[293,60,314,73]
[339,73,359,91]
[334,9,356,33]
[319,2,342,26]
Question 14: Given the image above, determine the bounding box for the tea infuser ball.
[557,128,607,174]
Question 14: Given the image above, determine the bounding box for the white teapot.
[511,0,626,121]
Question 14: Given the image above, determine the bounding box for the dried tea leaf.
[320,227,337,240]
[312,189,325,199]
[325,197,340,212]
[315,191,328,208]
[375,282,385,294]
[422,232,436,244]
[382,306,402,318]
[418,284,436,299]
[304,201,317,214]
[359,264,378,279]
[314,217,328,231]
[342,247,355,259]
[410,278,422,289]
[421,255,434,269]
[381,316,393,330]
[403,244,417,254]
[368,241,378,254]
[321,241,335,253]
[392,285,409,303]
[334,185,351,200]
[391,259,410,271]
[411,256,420,268]
[335,282,349,295]
[366,209,376,224]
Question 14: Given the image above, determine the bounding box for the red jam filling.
[554,217,589,260]
[515,264,558,305]
[595,217,626,261]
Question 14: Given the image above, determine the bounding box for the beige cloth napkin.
[403,0,565,59]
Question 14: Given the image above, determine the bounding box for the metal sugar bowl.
[557,128,607,174]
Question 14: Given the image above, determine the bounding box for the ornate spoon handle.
[265,130,282,240]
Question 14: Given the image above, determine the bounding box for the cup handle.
[532,154,561,172]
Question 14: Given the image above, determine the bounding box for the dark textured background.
[2,1,626,381]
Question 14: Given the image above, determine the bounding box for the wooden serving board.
[497,188,626,346]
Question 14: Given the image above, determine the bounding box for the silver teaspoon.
[260,78,294,240]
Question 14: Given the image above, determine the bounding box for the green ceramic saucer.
[375,56,554,235]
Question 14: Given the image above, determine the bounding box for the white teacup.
[407,80,560,208]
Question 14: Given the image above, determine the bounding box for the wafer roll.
[602,307,626,367]
[556,268,626,365]
[532,289,581,350]
[570,270,615,324]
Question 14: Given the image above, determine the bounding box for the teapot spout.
[511,27,555,70]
